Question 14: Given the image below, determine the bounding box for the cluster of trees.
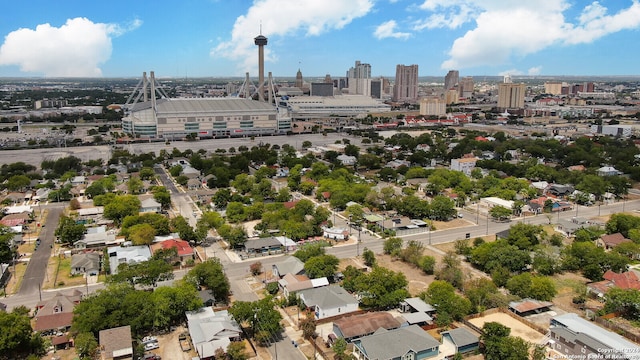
[72,281,202,340]
[383,238,436,275]
[0,306,45,359]
[93,194,141,226]
[229,296,282,346]
[342,265,410,309]
[0,225,17,263]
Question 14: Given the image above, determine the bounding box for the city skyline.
[0,0,639,78]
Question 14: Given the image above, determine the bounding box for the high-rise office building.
[444,70,459,91]
[498,83,526,109]
[393,64,419,102]
[459,76,474,98]
[347,60,372,96]
[295,69,303,88]
[445,89,459,105]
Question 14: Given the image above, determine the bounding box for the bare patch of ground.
[469,312,545,344]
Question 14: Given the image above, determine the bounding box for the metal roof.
[441,328,479,348]
[130,98,276,115]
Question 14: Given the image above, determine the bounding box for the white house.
[450,157,478,175]
[139,198,162,213]
[186,307,242,360]
[107,245,151,275]
[298,285,359,320]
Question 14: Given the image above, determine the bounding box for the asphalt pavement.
[18,206,63,297]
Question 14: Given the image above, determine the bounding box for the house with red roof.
[150,238,194,265]
[587,270,640,298]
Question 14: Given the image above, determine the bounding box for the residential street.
[18,205,63,297]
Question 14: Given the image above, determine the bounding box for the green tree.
[0,226,16,264]
[6,175,31,191]
[0,309,44,359]
[604,288,640,320]
[299,311,317,339]
[104,195,141,226]
[383,237,403,255]
[226,341,248,360]
[294,243,327,262]
[465,278,509,312]
[304,255,339,279]
[152,186,171,209]
[353,266,409,309]
[362,248,376,267]
[75,332,98,360]
[127,223,156,245]
[435,251,464,290]
[139,167,155,181]
[489,205,512,221]
[229,297,282,343]
[186,259,231,302]
[54,215,86,246]
[482,322,530,360]
[421,280,471,326]
[109,259,174,287]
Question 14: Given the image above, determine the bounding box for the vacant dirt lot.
[468,312,546,344]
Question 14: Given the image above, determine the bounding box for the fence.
[593,314,640,344]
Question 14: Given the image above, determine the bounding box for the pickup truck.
[178,333,191,352]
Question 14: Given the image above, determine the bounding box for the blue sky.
[0,0,639,78]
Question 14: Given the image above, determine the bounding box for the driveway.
[18,206,62,296]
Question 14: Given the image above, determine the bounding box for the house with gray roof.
[107,245,151,275]
[75,228,120,250]
[186,307,242,360]
[352,325,440,360]
[441,328,479,355]
[139,197,161,213]
[243,237,283,253]
[70,252,100,276]
[272,256,305,278]
[298,285,358,320]
[549,313,640,360]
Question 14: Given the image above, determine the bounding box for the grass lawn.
[44,256,87,289]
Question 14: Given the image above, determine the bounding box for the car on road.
[143,353,161,360]
[144,342,159,351]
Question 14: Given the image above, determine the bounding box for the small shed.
[441,327,479,354]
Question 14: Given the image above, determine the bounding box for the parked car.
[142,336,157,344]
[144,342,159,351]
[143,354,161,360]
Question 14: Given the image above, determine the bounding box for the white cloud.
[498,69,523,76]
[528,66,542,76]
[374,20,411,39]
[211,0,374,74]
[0,17,141,77]
[412,0,640,71]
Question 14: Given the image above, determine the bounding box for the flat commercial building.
[122,97,287,138]
[282,95,391,119]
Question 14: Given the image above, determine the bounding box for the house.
[546,184,574,198]
[70,252,101,276]
[278,273,329,298]
[70,176,86,186]
[107,245,152,275]
[337,155,357,166]
[440,327,479,355]
[555,219,583,237]
[323,227,349,241]
[139,197,161,213]
[75,228,120,250]
[587,270,640,298]
[597,166,622,177]
[450,156,478,176]
[508,299,553,317]
[596,233,631,250]
[34,290,83,333]
[99,325,133,360]
[298,285,359,320]
[549,313,640,360]
[352,325,440,360]
[243,237,283,254]
[333,311,401,342]
[150,238,194,265]
[272,256,305,278]
[187,178,202,190]
[186,307,242,360]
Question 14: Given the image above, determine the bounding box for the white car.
[144,342,159,351]
[142,336,157,344]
